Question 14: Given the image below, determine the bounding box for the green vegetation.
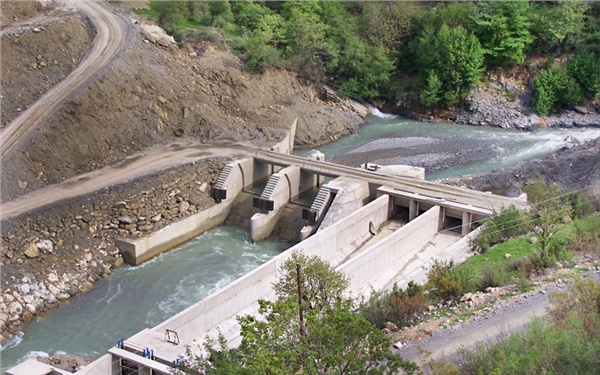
[182,252,418,374]
[447,277,600,375]
[138,1,598,113]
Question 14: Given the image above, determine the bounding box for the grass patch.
[460,237,535,276]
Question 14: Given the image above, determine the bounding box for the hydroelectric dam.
[8,124,527,375]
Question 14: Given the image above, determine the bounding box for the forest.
[138,1,600,116]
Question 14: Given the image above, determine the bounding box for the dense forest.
[138,1,600,116]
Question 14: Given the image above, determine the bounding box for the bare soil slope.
[0,2,364,202]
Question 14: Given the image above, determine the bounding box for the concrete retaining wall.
[295,195,393,265]
[319,177,371,230]
[270,118,297,155]
[75,354,115,375]
[153,259,278,340]
[147,195,393,347]
[115,202,233,265]
[250,166,300,242]
[115,158,265,265]
[339,206,440,294]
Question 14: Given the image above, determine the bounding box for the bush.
[568,52,600,98]
[455,277,600,375]
[532,66,585,115]
[426,260,476,302]
[360,282,426,329]
[479,266,507,290]
[472,206,530,252]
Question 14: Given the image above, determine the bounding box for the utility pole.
[296,263,305,338]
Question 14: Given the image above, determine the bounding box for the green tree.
[420,70,443,108]
[524,179,573,262]
[533,66,585,115]
[531,0,590,53]
[283,5,328,79]
[232,0,273,31]
[183,254,418,374]
[360,2,414,61]
[273,252,349,308]
[473,0,534,67]
[149,1,185,35]
[245,12,286,73]
[208,0,232,29]
[568,52,600,98]
[411,25,484,107]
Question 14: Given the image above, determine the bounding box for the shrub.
[567,52,600,98]
[426,260,476,302]
[455,278,600,374]
[472,206,529,252]
[479,266,507,290]
[532,66,585,115]
[360,282,426,329]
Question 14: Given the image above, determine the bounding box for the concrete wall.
[147,195,393,348]
[339,206,440,294]
[75,354,116,375]
[296,195,393,266]
[270,118,297,155]
[115,158,268,265]
[219,157,269,194]
[115,202,233,265]
[319,177,371,230]
[250,166,300,242]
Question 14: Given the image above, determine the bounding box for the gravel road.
[0,0,131,158]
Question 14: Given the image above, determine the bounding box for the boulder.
[24,243,39,258]
[36,240,53,253]
[179,201,190,213]
[384,321,399,332]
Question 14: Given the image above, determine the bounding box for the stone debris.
[0,162,224,336]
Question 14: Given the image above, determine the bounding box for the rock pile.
[0,160,225,339]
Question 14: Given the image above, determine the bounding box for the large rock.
[36,239,53,253]
[24,243,39,258]
[179,201,190,213]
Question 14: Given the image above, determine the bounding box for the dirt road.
[0,0,131,159]
[396,289,554,366]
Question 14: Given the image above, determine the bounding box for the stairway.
[261,175,280,199]
[214,164,233,189]
[310,187,330,212]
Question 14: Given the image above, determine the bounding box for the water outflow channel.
[1,112,598,372]
[0,226,288,372]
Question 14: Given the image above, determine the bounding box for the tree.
[208,1,232,28]
[149,1,185,35]
[183,253,418,374]
[568,52,600,98]
[531,0,590,53]
[473,0,534,67]
[533,66,585,115]
[273,252,349,308]
[524,179,573,262]
[420,70,443,108]
[411,25,484,107]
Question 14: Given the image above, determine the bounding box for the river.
[1,113,598,372]
[0,226,288,372]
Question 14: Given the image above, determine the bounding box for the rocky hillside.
[417,63,600,130]
[0,1,368,203]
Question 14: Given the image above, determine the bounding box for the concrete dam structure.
[8,134,527,374]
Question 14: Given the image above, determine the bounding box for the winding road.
[0,0,131,159]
